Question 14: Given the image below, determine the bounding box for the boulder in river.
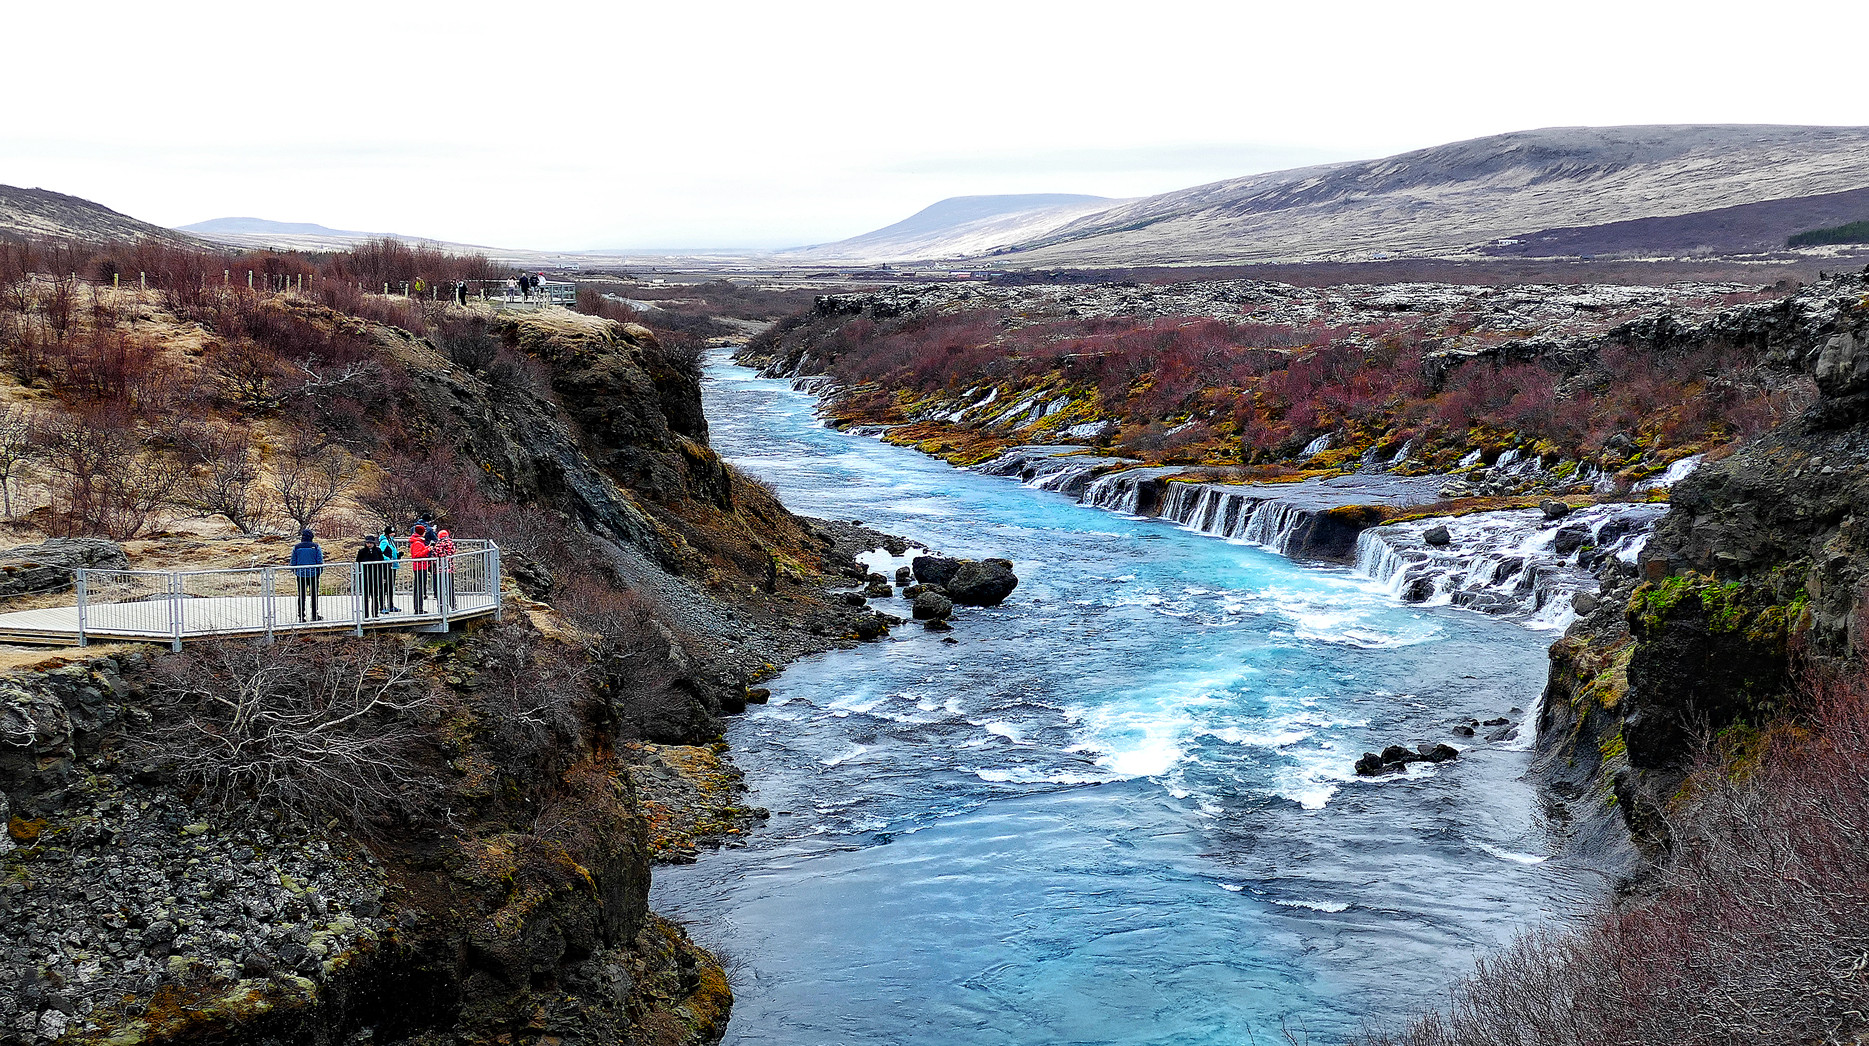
[911,555,962,587]
[864,581,894,599]
[1418,743,1460,763]
[1553,525,1592,557]
[1422,525,1452,547]
[853,613,890,640]
[894,566,913,584]
[912,592,954,620]
[946,559,1019,606]
[1540,499,1572,521]
[924,618,953,633]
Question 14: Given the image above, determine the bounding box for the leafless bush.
[44,274,75,341]
[140,636,437,825]
[0,403,37,518]
[1358,670,1869,1046]
[438,314,500,374]
[272,436,354,531]
[181,428,264,532]
[353,464,430,528]
[553,576,697,741]
[35,410,184,538]
[464,619,584,770]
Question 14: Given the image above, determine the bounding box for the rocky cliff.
[0,300,912,1046]
[1537,268,1869,861]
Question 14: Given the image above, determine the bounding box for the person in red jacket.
[435,528,457,610]
[409,525,430,614]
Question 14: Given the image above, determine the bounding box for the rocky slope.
[0,187,201,248]
[1536,268,1869,862]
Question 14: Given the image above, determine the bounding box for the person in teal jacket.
[378,527,403,612]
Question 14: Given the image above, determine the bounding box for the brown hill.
[0,184,201,247]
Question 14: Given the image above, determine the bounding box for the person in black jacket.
[290,529,325,622]
[355,533,386,618]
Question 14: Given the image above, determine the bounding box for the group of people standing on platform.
[287,520,460,623]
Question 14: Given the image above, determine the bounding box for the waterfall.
[1635,454,1704,491]
[1300,434,1331,459]
[1350,503,1666,626]
[1084,473,1143,513]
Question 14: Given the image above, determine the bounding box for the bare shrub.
[0,403,37,518]
[43,274,75,341]
[464,619,585,773]
[1359,669,1869,1046]
[181,428,264,532]
[35,410,184,538]
[438,314,500,374]
[552,577,695,741]
[140,636,437,825]
[272,436,355,531]
[353,464,431,528]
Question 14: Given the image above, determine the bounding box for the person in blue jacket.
[290,528,325,622]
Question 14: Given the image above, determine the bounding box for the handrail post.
[353,562,364,637]
[169,572,183,652]
[491,545,502,622]
[438,555,451,632]
[262,565,275,643]
[75,569,88,647]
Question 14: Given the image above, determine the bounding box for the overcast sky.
[6,0,1867,250]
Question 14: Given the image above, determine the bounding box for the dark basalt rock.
[1418,743,1460,763]
[946,559,1019,606]
[1540,499,1572,521]
[0,538,128,599]
[1554,525,1591,557]
[911,592,954,620]
[853,612,890,640]
[911,555,962,587]
[914,556,1019,606]
[1423,524,1452,547]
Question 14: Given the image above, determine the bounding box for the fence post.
[263,565,276,643]
[75,569,88,647]
[490,546,502,622]
[169,572,183,652]
[353,563,364,638]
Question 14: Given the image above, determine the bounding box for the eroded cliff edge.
[1538,269,1869,868]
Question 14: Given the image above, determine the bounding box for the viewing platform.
[0,540,503,649]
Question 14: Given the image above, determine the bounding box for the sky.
[6,0,1868,250]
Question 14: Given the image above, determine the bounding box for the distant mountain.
[180,217,380,239]
[784,194,1121,263]
[989,125,1869,266]
[180,216,435,253]
[0,185,200,246]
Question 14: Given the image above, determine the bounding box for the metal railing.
[73,543,503,649]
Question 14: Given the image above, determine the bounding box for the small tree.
[272,436,353,531]
[0,403,37,518]
[182,429,263,533]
